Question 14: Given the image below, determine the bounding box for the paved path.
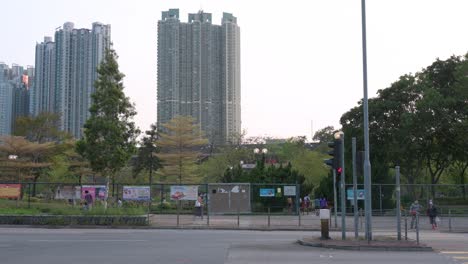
[149,213,468,232]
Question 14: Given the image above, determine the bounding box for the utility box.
[320,209,330,240]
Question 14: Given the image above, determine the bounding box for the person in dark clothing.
[427,203,438,230]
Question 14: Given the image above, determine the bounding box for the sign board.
[81,185,107,201]
[283,186,296,196]
[0,184,21,198]
[347,189,365,200]
[170,185,198,201]
[123,186,151,201]
[259,188,275,197]
[55,186,81,200]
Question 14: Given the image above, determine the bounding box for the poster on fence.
[346,189,365,200]
[170,185,198,201]
[259,188,275,197]
[81,185,107,201]
[55,186,81,200]
[283,186,296,196]
[123,186,150,201]
[0,184,21,198]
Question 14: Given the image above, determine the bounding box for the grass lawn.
[0,199,147,216]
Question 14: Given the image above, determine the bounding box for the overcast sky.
[1,0,467,141]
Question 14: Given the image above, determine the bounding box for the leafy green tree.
[157,116,208,183]
[313,126,335,143]
[132,123,162,183]
[76,49,139,208]
[14,112,69,143]
[340,54,468,202]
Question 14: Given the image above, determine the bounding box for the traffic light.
[324,139,342,171]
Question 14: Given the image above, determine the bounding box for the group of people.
[409,199,439,230]
[297,194,328,215]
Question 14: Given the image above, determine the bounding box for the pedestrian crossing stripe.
[440,251,468,254]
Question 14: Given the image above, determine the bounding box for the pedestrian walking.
[304,194,311,215]
[193,195,203,220]
[287,197,293,214]
[409,200,421,229]
[84,190,93,210]
[427,203,438,230]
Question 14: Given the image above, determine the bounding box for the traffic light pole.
[333,169,338,228]
[339,133,346,240]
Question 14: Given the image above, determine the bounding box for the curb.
[297,239,434,252]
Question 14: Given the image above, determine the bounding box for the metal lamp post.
[361,0,373,241]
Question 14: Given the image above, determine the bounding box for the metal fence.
[0,181,467,233]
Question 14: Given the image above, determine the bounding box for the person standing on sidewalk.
[409,200,422,229]
[427,203,438,230]
[193,195,203,220]
[304,194,311,215]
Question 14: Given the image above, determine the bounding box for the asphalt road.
[0,228,462,264]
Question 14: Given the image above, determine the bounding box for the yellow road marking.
[453,256,468,260]
[440,251,468,254]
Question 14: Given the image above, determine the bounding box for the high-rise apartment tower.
[157,9,241,145]
[31,22,111,138]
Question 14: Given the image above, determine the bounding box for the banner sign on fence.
[81,185,107,201]
[0,184,21,198]
[123,186,151,201]
[283,186,296,196]
[170,185,198,201]
[55,186,81,200]
[259,188,275,197]
[346,189,365,200]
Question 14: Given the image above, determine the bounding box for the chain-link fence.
[0,182,467,232]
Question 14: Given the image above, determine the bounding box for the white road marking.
[28,239,148,242]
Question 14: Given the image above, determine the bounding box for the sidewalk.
[149,213,468,232]
[298,235,433,251]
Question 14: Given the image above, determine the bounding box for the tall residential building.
[0,63,13,136]
[0,63,31,136]
[32,22,111,138]
[31,36,55,116]
[157,9,241,145]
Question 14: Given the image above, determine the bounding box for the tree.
[0,136,54,185]
[76,48,139,208]
[313,126,335,143]
[157,116,208,183]
[132,123,162,183]
[340,54,468,202]
[14,112,69,143]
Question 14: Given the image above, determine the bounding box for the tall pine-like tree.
[77,49,139,208]
[157,116,208,183]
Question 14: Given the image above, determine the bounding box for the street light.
[253,148,268,154]
[8,155,19,182]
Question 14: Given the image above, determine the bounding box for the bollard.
[416,213,420,245]
[359,208,363,230]
[27,183,31,209]
[177,201,180,227]
[449,209,452,232]
[320,209,331,240]
[404,210,408,241]
[236,207,239,227]
[268,207,271,228]
[298,209,301,226]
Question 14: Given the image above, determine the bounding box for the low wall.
[0,215,148,226]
